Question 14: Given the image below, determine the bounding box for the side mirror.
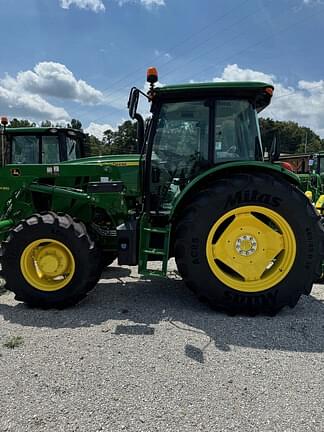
[128,87,139,120]
[269,135,280,162]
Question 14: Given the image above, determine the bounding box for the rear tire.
[174,172,324,315]
[0,212,101,309]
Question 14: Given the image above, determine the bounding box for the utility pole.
[304,131,308,154]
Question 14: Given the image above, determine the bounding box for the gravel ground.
[0,260,323,432]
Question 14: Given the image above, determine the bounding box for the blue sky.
[0,0,324,137]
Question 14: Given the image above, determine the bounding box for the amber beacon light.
[265,87,273,96]
[147,67,158,84]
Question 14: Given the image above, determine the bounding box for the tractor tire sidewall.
[1,214,97,307]
[174,173,322,314]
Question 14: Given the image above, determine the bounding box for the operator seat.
[215,119,240,161]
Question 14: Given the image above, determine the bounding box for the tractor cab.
[0,121,85,166]
[311,153,324,174]
[129,68,274,212]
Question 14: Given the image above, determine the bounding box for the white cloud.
[298,80,324,92]
[213,64,324,137]
[84,122,115,139]
[0,61,105,122]
[303,0,323,4]
[0,84,69,122]
[213,64,275,85]
[154,49,172,60]
[2,62,104,105]
[140,0,165,6]
[116,0,165,8]
[60,0,105,12]
[60,0,165,12]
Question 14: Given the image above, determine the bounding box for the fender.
[315,194,324,215]
[169,160,300,221]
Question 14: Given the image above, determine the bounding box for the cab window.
[42,135,60,163]
[152,100,209,179]
[150,101,209,210]
[214,100,261,162]
[11,135,39,164]
[66,137,78,161]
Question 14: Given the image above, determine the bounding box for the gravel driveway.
[0,260,323,432]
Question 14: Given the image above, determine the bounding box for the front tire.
[174,172,324,315]
[0,212,101,309]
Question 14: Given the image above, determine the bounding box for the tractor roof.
[153,81,274,111]
[157,81,273,92]
[5,127,84,135]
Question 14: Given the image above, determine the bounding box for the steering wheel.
[154,148,187,177]
[226,145,237,153]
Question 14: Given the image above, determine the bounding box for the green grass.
[3,336,24,349]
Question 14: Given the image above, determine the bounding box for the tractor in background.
[0,117,86,166]
[298,153,324,214]
[0,68,322,316]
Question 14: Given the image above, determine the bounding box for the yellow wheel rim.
[206,206,296,293]
[20,238,75,292]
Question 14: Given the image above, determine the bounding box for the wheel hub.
[36,246,69,277]
[235,235,257,256]
[38,254,60,274]
[20,238,75,292]
[206,206,296,293]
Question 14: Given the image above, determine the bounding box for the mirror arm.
[134,114,145,153]
[128,87,151,120]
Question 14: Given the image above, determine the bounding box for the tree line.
[5,117,324,156]
[259,118,323,154]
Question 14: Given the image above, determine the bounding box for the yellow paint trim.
[206,205,296,293]
[99,161,139,167]
[20,238,75,292]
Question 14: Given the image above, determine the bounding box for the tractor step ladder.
[138,219,171,277]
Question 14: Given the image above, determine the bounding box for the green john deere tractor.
[0,68,323,315]
[298,153,324,214]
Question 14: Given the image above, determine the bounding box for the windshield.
[10,133,83,164]
[12,135,39,164]
[153,100,209,177]
[42,135,60,163]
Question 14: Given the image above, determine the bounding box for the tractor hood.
[61,154,140,167]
